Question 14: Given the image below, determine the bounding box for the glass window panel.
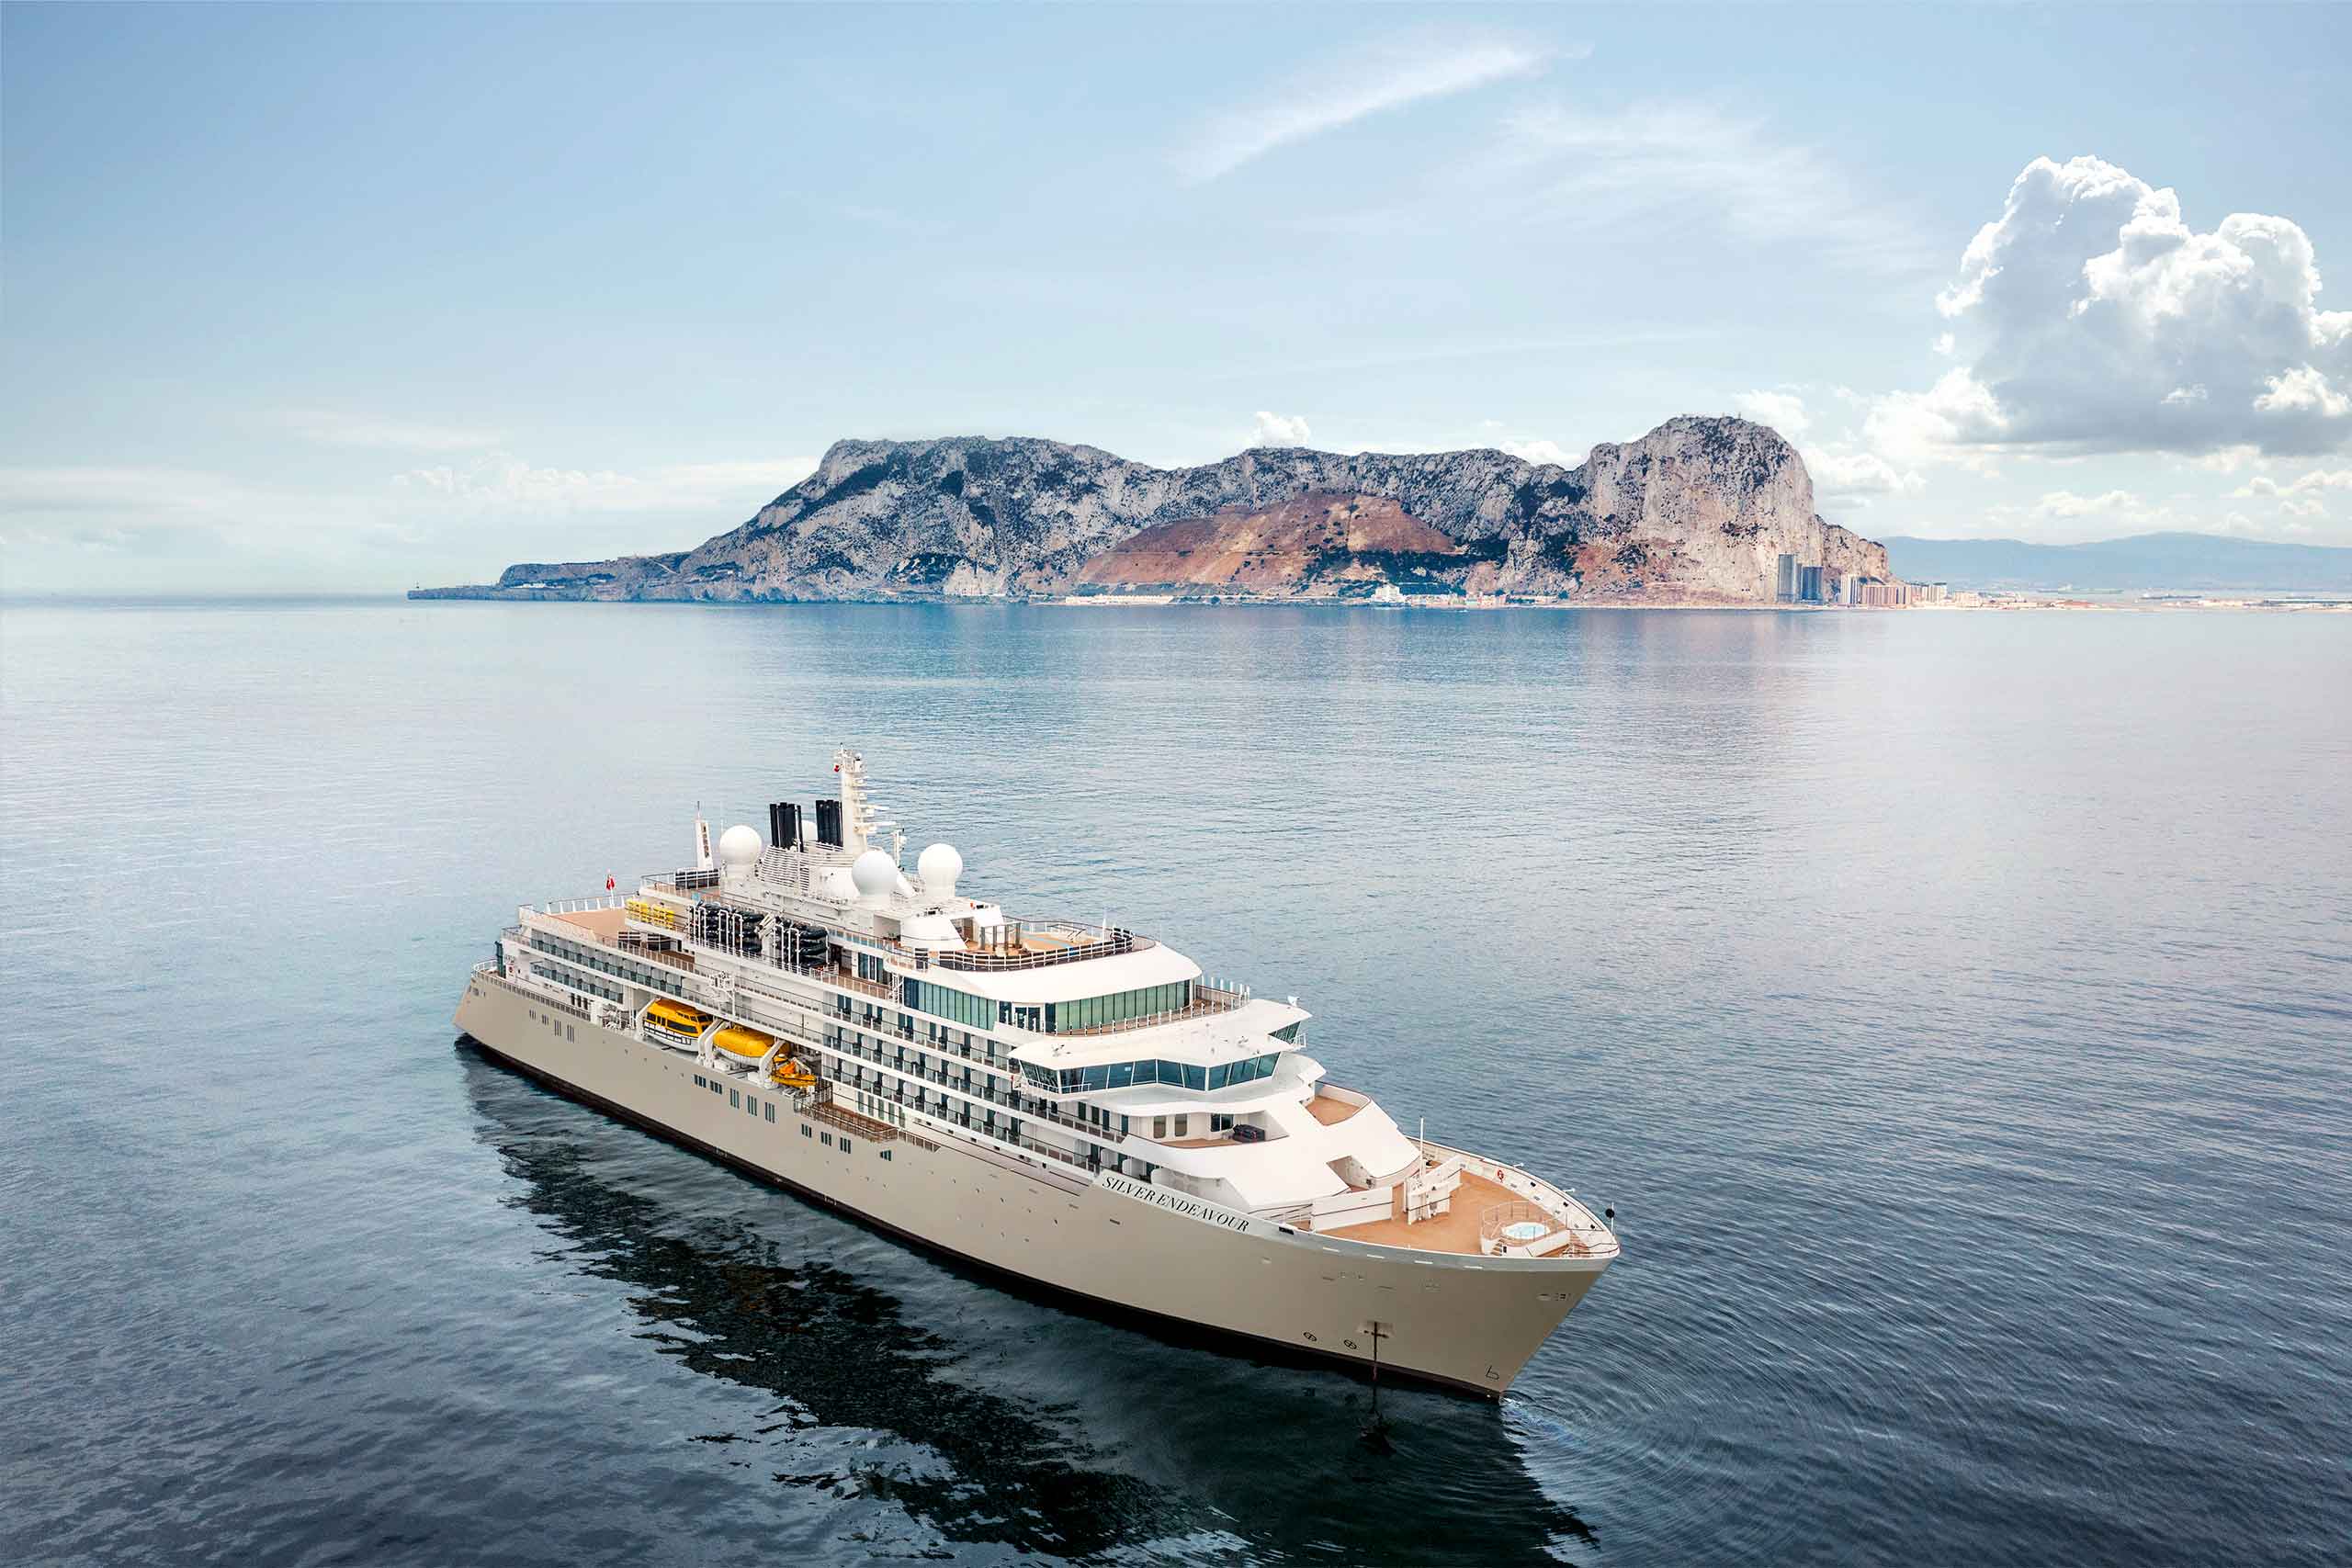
[1107,1062,1132,1089]
[1208,1064,1229,1090]
[1184,1064,1206,1090]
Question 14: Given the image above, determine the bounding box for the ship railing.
[933,923,1155,973]
[1044,991,1249,1039]
[472,964,591,1021]
[535,894,629,917]
[1420,1138,1619,1258]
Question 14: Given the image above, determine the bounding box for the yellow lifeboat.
[770,1056,818,1091]
[644,998,711,1040]
[711,1023,775,1061]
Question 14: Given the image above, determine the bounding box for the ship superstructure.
[455,749,1617,1395]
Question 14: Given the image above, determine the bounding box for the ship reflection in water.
[459,1046,1598,1562]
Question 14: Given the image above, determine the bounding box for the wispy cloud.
[268,408,506,452]
[390,454,820,516]
[1498,102,1932,275]
[1176,35,1562,184]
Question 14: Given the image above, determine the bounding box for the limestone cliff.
[413,416,1890,604]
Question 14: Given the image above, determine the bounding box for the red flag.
[605,874,616,891]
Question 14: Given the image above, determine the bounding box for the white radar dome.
[917,842,964,897]
[717,824,762,866]
[851,849,898,900]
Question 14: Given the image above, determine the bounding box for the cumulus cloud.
[1862,367,2008,469]
[1803,446,1924,502]
[1500,437,1577,467]
[1733,389,1811,438]
[1250,411,1313,447]
[2234,468,2352,497]
[391,455,819,515]
[1177,36,1555,183]
[1916,155,2352,457]
[2034,488,2150,520]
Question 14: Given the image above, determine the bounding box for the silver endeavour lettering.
[1099,1172,1256,1234]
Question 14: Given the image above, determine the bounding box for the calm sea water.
[3,599,2347,1567]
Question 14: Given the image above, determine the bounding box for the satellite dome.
[813,866,859,903]
[717,824,762,866]
[917,842,963,897]
[851,849,898,899]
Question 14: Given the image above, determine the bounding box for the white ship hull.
[457,968,1608,1397]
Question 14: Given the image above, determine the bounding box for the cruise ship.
[453,750,1618,1396]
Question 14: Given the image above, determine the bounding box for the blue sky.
[5,3,2348,590]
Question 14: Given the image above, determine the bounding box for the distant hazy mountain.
[1884,532,2352,592]
[415,417,1888,605]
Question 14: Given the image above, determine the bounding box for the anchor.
[1358,1318,1394,1453]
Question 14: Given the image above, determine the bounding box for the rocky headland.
[413,415,1890,605]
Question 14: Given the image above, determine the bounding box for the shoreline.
[396,588,2352,614]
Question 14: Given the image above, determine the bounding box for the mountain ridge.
[414,416,1891,604]
[1883,532,2352,592]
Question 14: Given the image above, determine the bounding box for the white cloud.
[2034,488,2151,521]
[1500,437,1576,467]
[270,408,504,451]
[2253,365,2352,418]
[1177,35,1555,183]
[1917,154,2352,456]
[2233,468,2352,505]
[2185,445,2262,474]
[2259,468,2351,494]
[1803,446,1925,502]
[1498,101,1929,273]
[1733,389,1811,438]
[390,454,819,515]
[1861,367,2009,469]
[1932,333,1956,356]
[1250,411,1313,447]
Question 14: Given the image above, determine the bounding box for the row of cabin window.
[835,1018,1000,1068]
[533,960,621,1003]
[1017,1052,1282,1096]
[530,931,670,993]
